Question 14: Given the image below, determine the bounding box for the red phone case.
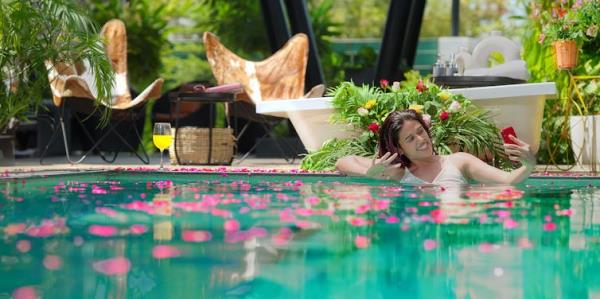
[501,127,518,145]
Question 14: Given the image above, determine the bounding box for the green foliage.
[540,0,600,44]
[308,0,345,86]
[301,138,373,171]
[399,70,431,90]
[0,0,114,132]
[198,0,270,60]
[523,0,600,165]
[86,0,174,91]
[301,77,510,171]
[160,42,215,91]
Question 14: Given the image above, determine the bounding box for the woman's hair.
[378,109,433,167]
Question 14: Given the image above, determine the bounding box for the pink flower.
[12,286,37,299]
[355,235,370,248]
[357,107,369,116]
[368,122,379,133]
[416,80,428,93]
[43,255,63,270]
[543,222,557,231]
[152,245,181,259]
[182,230,212,242]
[93,257,131,276]
[423,239,437,250]
[448,100,461,112]
[224,219,240,232]
[88,225,118,237]
[422,114,431,127]
[379,79,389,89]
[538,33,545,44]
[439,111,449,121]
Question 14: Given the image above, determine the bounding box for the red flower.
[368,122,379,133]
[416,80,428,93]
[439,111,449,121]
[379,79,389,89]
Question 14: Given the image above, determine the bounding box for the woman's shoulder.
[443,152,479,168]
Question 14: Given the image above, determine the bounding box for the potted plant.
[0,0,114,165]
[301,76,511,171]
[555,1,600,166]
[540,1,600,70]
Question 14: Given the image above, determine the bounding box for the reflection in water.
[0,173,598,298]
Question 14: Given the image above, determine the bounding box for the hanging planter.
[553,40,578,70]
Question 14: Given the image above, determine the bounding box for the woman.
[335,109,536,185]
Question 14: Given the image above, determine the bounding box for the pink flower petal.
[306,196,320,205]
[93,257,131,276]
[88,225,119,237]
[12,286,37,299]
[43,255,63,270]
[152,245,181,259]
[503,218,518,229]
[272,228,293,247]
[479,243,493,253]
[295,208,313,217]
[543,222,557,231]
[4,223,26,235]
[348,217,370,227]
[518,237,534,249]
[129,224,148,235]
[182,230,212,242]
[16,240,31,253]
[423,239,437,251]
[430,209,447,224]
[224,219,240,232]
[355,235,370,249]
[386,216,400,224]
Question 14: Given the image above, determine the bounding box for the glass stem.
[160,150,164,170]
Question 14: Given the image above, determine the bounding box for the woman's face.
[397,120,433,159]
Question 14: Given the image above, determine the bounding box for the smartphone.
[501,126,518,145]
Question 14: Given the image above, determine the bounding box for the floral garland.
[300,79,510,171]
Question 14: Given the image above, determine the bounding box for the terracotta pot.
[553,40,578,70]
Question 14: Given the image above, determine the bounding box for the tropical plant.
[522,0,600,165]
[0,0,113,134]
[301,77,510,171]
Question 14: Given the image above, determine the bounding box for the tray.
[432,76,526,89]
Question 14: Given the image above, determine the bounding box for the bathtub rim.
[256,82,557,116]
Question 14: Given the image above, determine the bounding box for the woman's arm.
[335,155,373,176]
[335,153,404,179]
[456,136,536,184]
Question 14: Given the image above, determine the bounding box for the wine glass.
[153,122,172,170]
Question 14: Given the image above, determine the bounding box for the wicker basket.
[169,127,235,165]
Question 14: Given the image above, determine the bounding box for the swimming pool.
[1,171,599,298]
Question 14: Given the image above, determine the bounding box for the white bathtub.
[256,82,556,153]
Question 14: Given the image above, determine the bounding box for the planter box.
[0,135,15,166]
[569,115,599,166]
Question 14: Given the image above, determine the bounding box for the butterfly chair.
[42,19,163,164]
[203,32,324,163]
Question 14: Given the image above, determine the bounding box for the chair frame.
[39,98,149,164]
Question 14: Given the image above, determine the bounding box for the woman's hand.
[503,136,536,168]
[366,152,403,180]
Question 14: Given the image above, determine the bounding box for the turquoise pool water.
[0,171,599,298]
